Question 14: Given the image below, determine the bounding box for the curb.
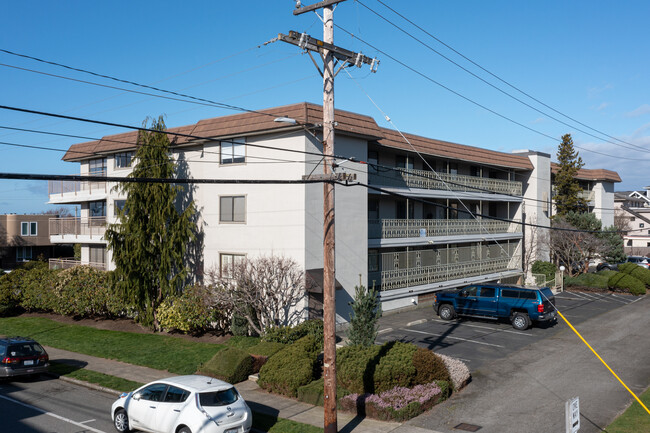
[47,372,121,396]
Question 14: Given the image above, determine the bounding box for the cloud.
[532,117,545,124]
[587,83,613,98]
[596,102,608,111]
[625,104,650,118]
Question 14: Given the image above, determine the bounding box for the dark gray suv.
[0,337,50,378]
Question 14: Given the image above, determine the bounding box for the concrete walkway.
[46,346,439,433]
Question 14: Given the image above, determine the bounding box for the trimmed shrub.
[263,319,323,346]
[157,284,215,334]
[0,270,24,316]
[532,260,557,283]
[197,347,253,384]
[412,348,450,385]
[373,342,418,393]
[52,266,120,318]
[258,335,320,397]
[231,313,251,337]
[19,266,59,312]
[297,377,351,407]
[565,272,609,290]
[608,272,646,296]
[226,336,261,350]
[247,341,286,373]
[340,381,450,422]
[437,353,471,391]
[619,264,650,288]
[618,262,638,275]
[337,344,382,395]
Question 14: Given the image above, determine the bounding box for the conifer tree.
[347,283,382,346]
[105,117,196,329]
[554,133,587,216]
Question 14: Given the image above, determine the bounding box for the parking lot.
[375,291,643,371]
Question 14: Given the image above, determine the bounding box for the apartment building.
[48,102,620,321]
[0,214,60,269]
[615,189,650,256]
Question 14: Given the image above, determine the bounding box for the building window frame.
[114,151,135,169]
[21,221,37,236]
[220,138,246,165]
[220,253,245,278]
[89,158,107,176]
[219,195,246,223]
[16,246,33,262]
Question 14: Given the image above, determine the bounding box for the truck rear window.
[501,289,520,298]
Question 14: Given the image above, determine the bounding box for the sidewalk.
[46,346,440,433]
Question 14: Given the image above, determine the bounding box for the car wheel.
[178,427,192,433]
[511,313,530,331]
[439,304,456,320]
[113,409,130,433]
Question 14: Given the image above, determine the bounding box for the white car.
[111,375,252,433]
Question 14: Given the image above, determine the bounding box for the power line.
[370,0,643,151]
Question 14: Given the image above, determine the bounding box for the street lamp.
[559,265,566,293]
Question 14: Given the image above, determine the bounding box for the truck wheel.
[439,304,456,320]
[511,313,530,330]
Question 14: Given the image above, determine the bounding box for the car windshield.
[199,388,239,406]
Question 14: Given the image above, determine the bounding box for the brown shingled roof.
[551,163,621,182]
[377,128,534,170]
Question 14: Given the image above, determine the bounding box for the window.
[501,289,520,298]
[89,201,106,217]
[220,253,245,278]
[199,388,239,407]
[221,138,245,164]
[114,200,127,216]
[114,151,134,168]
[368,250,379,272]
[16,247,32,262]
[396,155,414,170]
[21,222,37,236]
[220,196,245,223]
[164,386,190,403]
[462,286,478,297]
[138,383,168,402]
[640,223,645,228]
[88,158,107,176]
[368,199,379,220]
[479,287,495,298]
[89,246,105,266]
[368,150,378,174]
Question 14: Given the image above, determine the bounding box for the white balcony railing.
[368,218,520,239]
[49,258,106,271]
[48,179,107,199]
[369,168,522,195]
[49,217,106,239]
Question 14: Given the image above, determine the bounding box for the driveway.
[393,293,650,433]
[376,291,640,371]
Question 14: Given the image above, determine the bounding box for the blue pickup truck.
[432,284,557,330]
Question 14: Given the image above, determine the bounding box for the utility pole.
[280,2,377,432]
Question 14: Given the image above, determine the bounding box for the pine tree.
[554,133,587,216]
[346,283,382,346]
[105,117,196,329]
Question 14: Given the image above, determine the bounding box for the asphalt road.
[376,291,642,371]
[0,376,116,433]
[401,293,650,433]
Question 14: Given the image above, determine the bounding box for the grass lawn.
[50,361,144,392]
[606,387,650,433]
[0,316,223,374]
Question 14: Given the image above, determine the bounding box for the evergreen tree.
[347,283,382,346]
[105,117,196,329]
[554,134,587,216]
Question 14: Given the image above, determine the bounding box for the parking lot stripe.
[403,328,505,348]
[430,319,533,336]
[0,394,107,433]
[407,319,429,327]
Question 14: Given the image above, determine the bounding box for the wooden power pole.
[280,2,377,432]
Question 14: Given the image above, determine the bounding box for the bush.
[157,284,215,334]
[52,266,121,318]
[532,260,557,282]
[412,348,450,385]
[197,347,253,384]
[258,335,320,397]
[19,266,59,312]
[608,272,646,296]
[247,341,286,373]
[373,341,418,393]
[0,270,24,316]
[297,377,351,407]
[231,314,251,337]
[347,284,381,347]
[263,319,323,346]
[565,272,609,290]
[340,381,450,422]
[618,264,650,288]
[225,336,261,350]
[437,353,471,390]
[337,344,382,394]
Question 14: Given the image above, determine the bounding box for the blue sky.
[2,0,649,214]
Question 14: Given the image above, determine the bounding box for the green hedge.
[157,284,215,334]
[258,335,320,397]
[198,346,253,384]
[373,342,418,393]
[263,319,324,346]
[297,377,351,407]
[337,344,382,394]
[565,272,609,290]
[412,347,450,385]
[619,264,650,288]
[608,273,646,296]
[531,260,557,283]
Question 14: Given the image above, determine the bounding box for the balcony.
[368,218,520,240]
[369,168,522,196]
[48,179,107,204]
[49,258,106,271]
[49,217,106,243]
[369,244,519,291]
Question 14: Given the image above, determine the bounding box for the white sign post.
[565,396,580,433]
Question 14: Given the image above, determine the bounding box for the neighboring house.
[615,188,650,257]
[0,214,59,269]
[49,102,620,322]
